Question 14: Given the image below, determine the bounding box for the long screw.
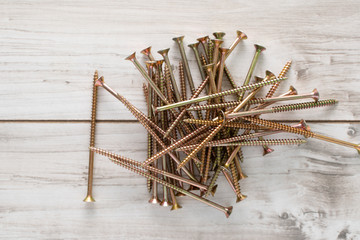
[90,147,208,191]
[183,119,265,130]
[247,89,319,105]
[243,117,360,153]
[210,139,307,147]
[188,42,207,81]
[83,70,99,203]
[96,78,198,181]
[158,48,182,102]
[140,46,155,61]
[216,48,229,92]
[227,30,247,58]
[238,44,266,101]
[227,99,337,118]
[110,158,233,217]
[173,36,196,94]
[156,77,287,111]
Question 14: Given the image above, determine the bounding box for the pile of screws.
[84,31,360,217]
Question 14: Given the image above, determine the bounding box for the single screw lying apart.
[84,70,99,203]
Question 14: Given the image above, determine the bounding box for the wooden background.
[1,0,360,239]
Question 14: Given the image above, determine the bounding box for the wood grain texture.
[0,0,359,120]
[1,0,360,239]
[1,123,360,239]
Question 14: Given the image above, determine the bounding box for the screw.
[265,61,292,98]
[210,138,307,147]
[197,36,210,61]
[158,48,182,102]
[243,117,360,153]
[211,39,224,76]
[156,77,287,112]
[213,31,226,40]
[216,47,229,93]
[238,44,266,101]
[188,42,207,81]
[177,113,226,171]
[110,158,233,217]
[125,52,170,105]
[227,99,338,118]
[83,70,99,203]
[203,63,218,94]
[247,88,319,105]
[173,36,196,94]
[183,118,265,130]
[227,30,247,58]
[140,46,155,61]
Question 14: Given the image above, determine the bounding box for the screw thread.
[179,61,187,101]
[203,147,212,183]
[205,167,221,196]
[183,118,263,130]
[230,162,242,197]
[272,99,337,113]
[207,40,214,63]
[213,139,307,147]
[178,123,223,170]
[243,117,315,138]
[90,71,98,147]
[224,65,240,94]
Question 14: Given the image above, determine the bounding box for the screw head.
[125,52,136,61]
[172,36,184,42]
[212,39,224,47]
[171,203,182,211]
[236,193,247,203]
[83,194,95,202]
[263,147,274,156]
[312,88,319,102]
[219,47,230,55]
[197,36,209,44]
[254,44,266,52]
[236,30,247,40]
[289,85,298,95]
[157,48,170,56]
[188,42,200,49]
[213,32,226,39]
[225,206,233,218]
[140,46,152,56]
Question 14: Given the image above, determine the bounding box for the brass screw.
[140,46,155,61]
[156,77,287,112]
[110,157,233,217]
[188,42,207,81]
[158,48,182,102]
[173,36,196,94]
[83,70,99,203]
[243,117,360,153]
[238,44,266,101]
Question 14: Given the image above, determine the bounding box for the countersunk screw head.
[225,206,233,218]
[213,32,226,39]
[197,36,209,43]
[172,35,185,42]
[289,85,298,95]
[160,199,173,207]
[171,202,182,211]
[125,52,136,61]
[263,147,275,156]
[212,39,224,47]
[219,47,229,55]
[140,46,152,56]
[148,196,161,204]
[254,44,266,52]
[236,193,247,203]
[265,70,276,79]
[94,76,104,87]
[83,195,95,203]
[312,88,319,102]
[145,60,157,68]
[236,30,247,40]
[188,42,200,49]
[157,48,170,56]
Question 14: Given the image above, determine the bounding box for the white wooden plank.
[0,0,359,120]
[0,122,359,239]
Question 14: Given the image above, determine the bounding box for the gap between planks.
[0,120,359,124]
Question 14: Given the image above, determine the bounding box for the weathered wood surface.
[0,0,359,120]
[1,0,360,239]
[0,123,359,239]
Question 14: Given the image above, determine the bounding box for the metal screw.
[83,70,99,203]
[140,46,155,61]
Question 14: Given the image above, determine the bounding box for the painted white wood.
[1,0,360,239]
[0,122,359,239]
[0,0,359,120]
